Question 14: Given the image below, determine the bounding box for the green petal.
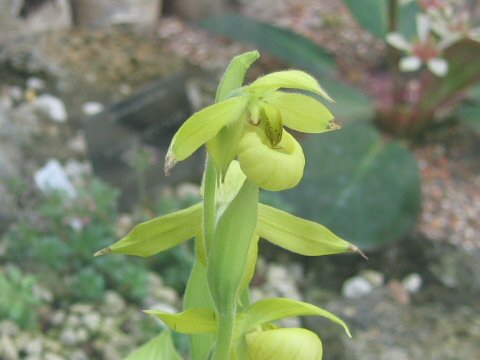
[246,328,323,360]
[264,91,335,133]
[257,203,363,256]
[125,330,182,360]
[246,298,351,338]
[248,70,333,101]
[165,96,248,172]
[94,203,202,257]
[144,308,217,334]
[216,50,260,102]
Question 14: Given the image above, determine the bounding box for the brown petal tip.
[349,244,368,260]
[94,247,111,257]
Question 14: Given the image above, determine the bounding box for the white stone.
[26,78,46,91]
[82,313,101,332]
[35,94,67,123]
[360,269,385,288]
[25,338,43,355]
[402,273,423,294]
[60,328,77,346]
[342,276,374,299]
[82,102,104,116]
[0,335,18,360]
[44,353,65,360]
[34,159,76,198]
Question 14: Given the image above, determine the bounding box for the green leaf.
[184,261,216,360]
[257,203,361,256]
[201,14,337,76]
[208,180,259,313]
[280,124,421,250]
[246,298,351,337]
[246,328,322,360]
[264,91,334,133]
[166,96,248,168]
[216,50,260,102]
[249,70,333,101]
[94,203,202,257]
[125,330,182,360]
[343,0,388,38]
[456,102,480,134]
[145,308,217,334]
[419,40,480,112]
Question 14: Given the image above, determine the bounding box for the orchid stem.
[203,156,217,253]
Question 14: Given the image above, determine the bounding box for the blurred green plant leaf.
[343,0,388,38]
[94,203,202,257]
[280,124,421,250]
[419,40,480,112]
[456,103,480,134]
[343,0,419,39]
[201,14,337,76]
[125,330,182,360]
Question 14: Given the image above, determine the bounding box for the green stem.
[213,311,236,360]
[388,0,402,103]
[203,156,217,254]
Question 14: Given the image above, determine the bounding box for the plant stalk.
[213,311,236,360]
[203,156,217,253]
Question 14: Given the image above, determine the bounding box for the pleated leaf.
[94,203,202,257]
[246,298,351,337]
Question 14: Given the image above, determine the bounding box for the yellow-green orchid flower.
[165,65,337,191]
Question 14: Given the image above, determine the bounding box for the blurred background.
[0,0,479,359]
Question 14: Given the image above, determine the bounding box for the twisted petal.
[264,91,335,133]
[249,70,333,102]
[94,203,202,257]
[246,328,323,360]
[165,96,248,172]
[237,127,305,191]
[257,203,363,257]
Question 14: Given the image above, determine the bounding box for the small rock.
[65,314,81,328]
[35,94,67,123]
[71,304,92,315]
[67,133,88,155]
[75,327,89,343]
[402,273,422,294]
[0,321,20,337]
[26,78,46,91]
[176,182,200,200]
[0,335,18,360]
[50,310,66,326]
[103,291,126,314]
[60,328,77,346]
[342,276,374,299]
[24,337,43,355]
[70,350,88,360]
[360,269,385,288]
[34,159,76,198]
[82,102,104,116]
[44,352,65,360]
[388,279,410,305]
[82,312,101,332]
